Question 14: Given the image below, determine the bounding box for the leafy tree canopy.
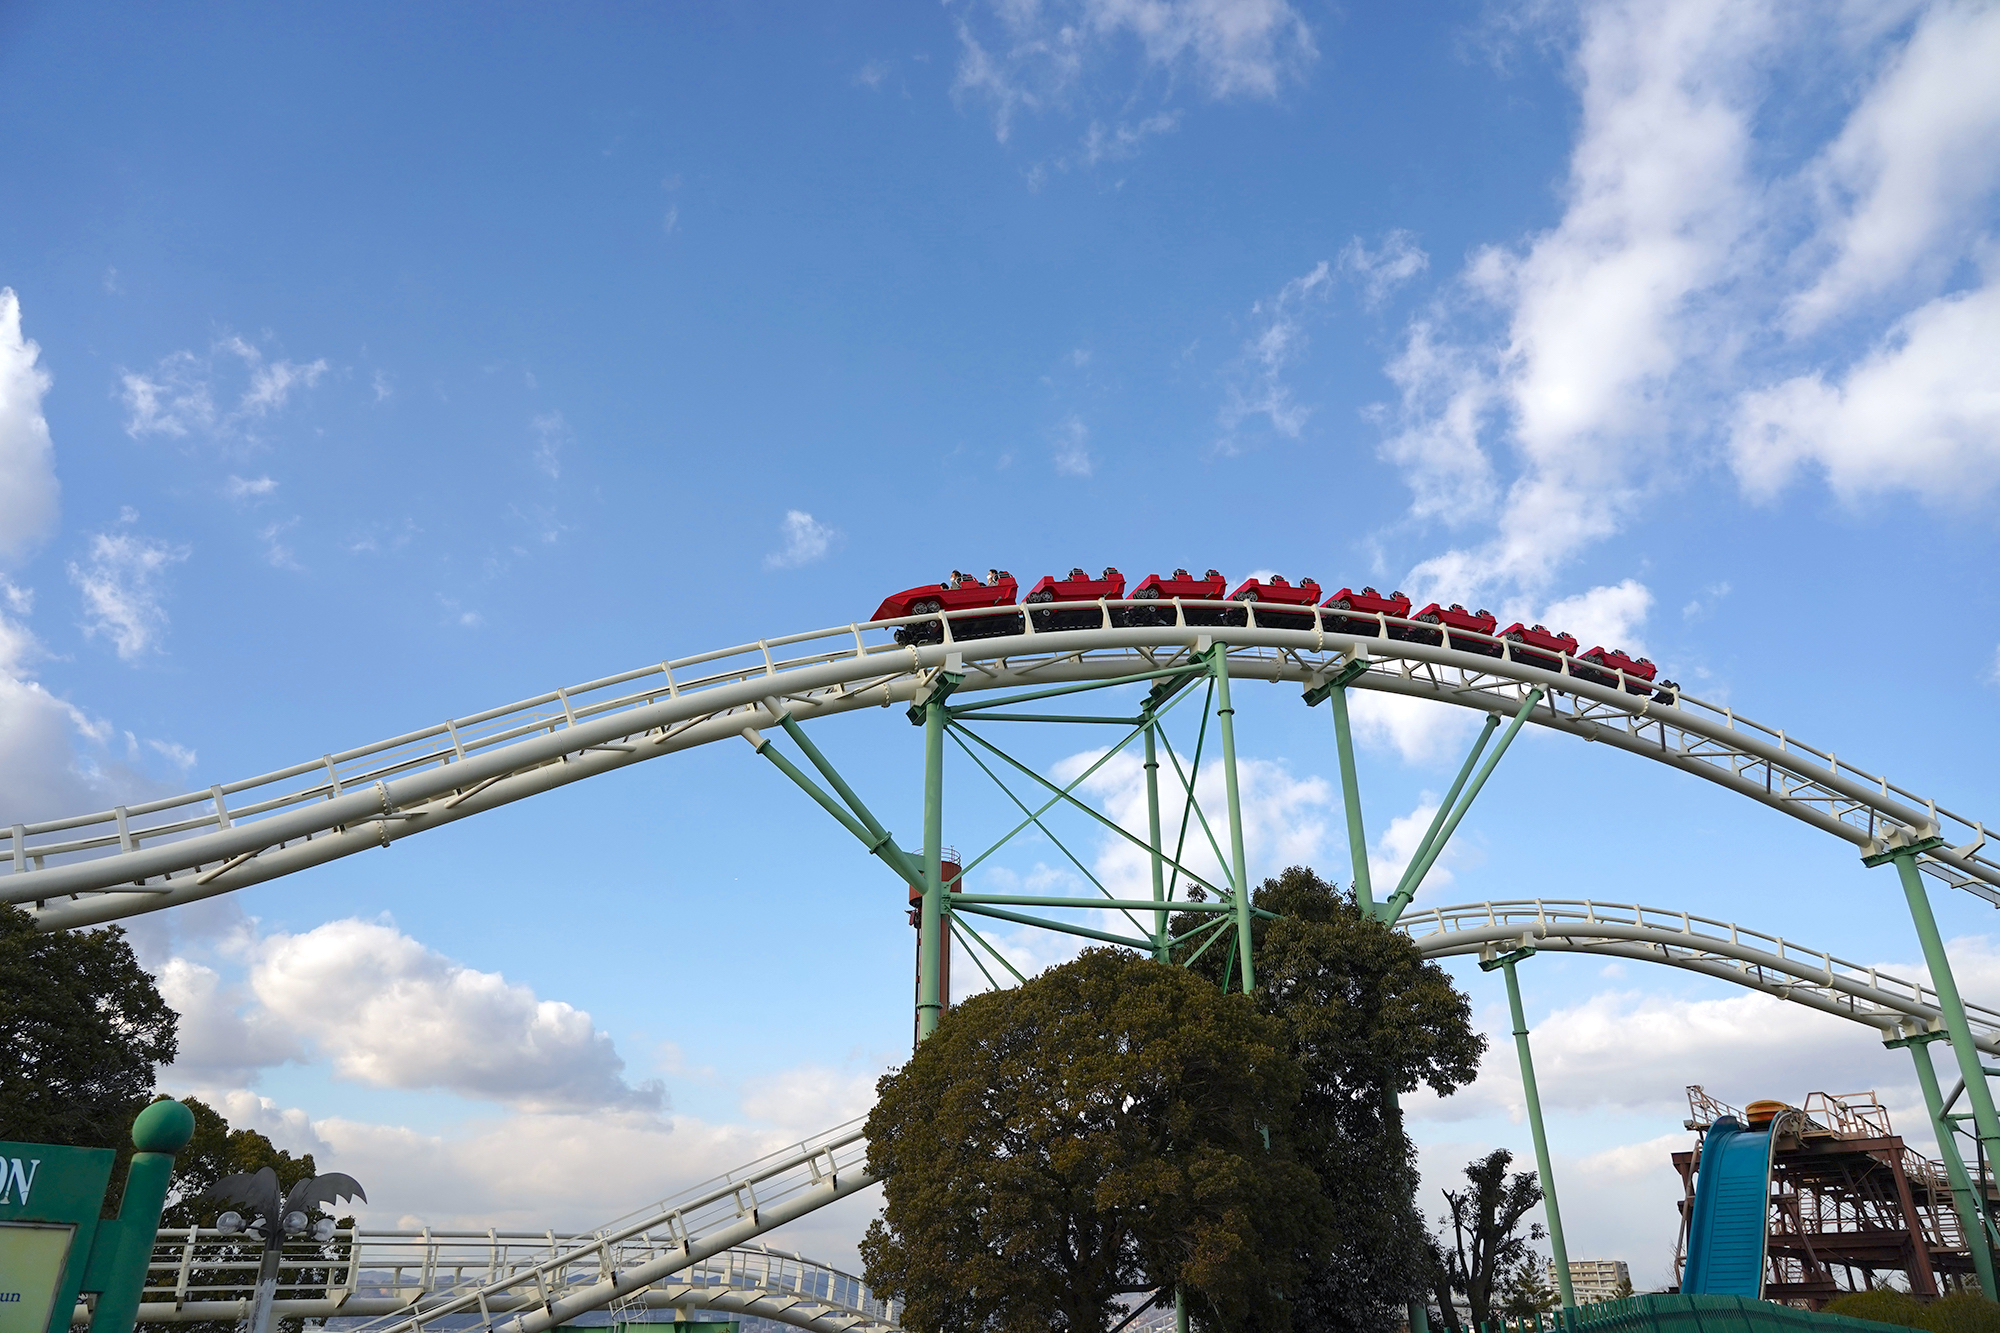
[1431,1149,1545,1333]
[0,903,178,1152]
[862,947,1326,1333]
[158,1097,322,1230]
[1177,867,1488,1333]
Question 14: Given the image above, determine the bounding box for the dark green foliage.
[0,902,179,1151]
[1431,1149,1545,1333]
[862,948,1326,1333]
[1823,1291,1928,1328]
[1918,1292,2000,1333]
[1176,867,1488,1333]
[1824,1290,2000,1333]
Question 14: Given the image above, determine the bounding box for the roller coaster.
[11,588,2000,1327]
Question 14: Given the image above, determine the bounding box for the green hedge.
[1489,1293,1964,1333]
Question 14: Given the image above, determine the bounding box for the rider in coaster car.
[986,569,1003,586]
[949,570,975,588]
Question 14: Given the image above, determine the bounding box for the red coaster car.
[1229,575,1323,630]
[1128,569,1238,627]
[1574,646,1657,694]
[1321,586,1413,638]
[1025,567,1126,632]
[871,570,1022,645]
[1498,622,1580,673]
[1410,603,1502,656]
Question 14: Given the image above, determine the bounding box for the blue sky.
[4,0,2000,1283]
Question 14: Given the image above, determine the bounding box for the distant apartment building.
[1552,1258,1632,1303]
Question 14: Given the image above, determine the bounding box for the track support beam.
[1889,1030,1999,1295]
[1382,689,1543,924]
[1206,646,1255,994]
[1480,946,1574,1311]
[1875,842,2000,1185]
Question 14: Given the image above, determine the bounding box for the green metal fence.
[1492,1294,1913,1333]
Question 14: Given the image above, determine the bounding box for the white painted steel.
[116,1235,897,1333]
[1401,898,2000,1052]
[7,602,1996,930]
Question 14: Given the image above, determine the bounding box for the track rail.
[1402,899,2000,1051]
[7,603,1995,929]
[114,1236,898,1333]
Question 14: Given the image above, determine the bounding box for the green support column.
[1482,950,1574,1311]
[917,692,947,1042]
[1894,1031,1997,1294]
[1878,846,2000,1179]
[1144,722,1169,962]
[1327,684,1374,913]
[1207,646,1255,994]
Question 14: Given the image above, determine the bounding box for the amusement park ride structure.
[8,582,2000,1329]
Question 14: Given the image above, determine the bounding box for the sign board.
[0,1142,116,1333]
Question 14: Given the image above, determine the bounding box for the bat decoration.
[206,1168,367,1232]
[208,1167,283,1228]
[285,1173,367,1213]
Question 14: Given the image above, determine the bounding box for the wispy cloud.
[764,509,837,569]
[1080,111,1180,165]
[224,474,278,501]
[530,411,570,479]
[1337,229,1429,307]
[1217,260,1332,449]
[953,0,1315,146]
[69,525,192,660]
[120,334,327,442]
[1051,415,1094,477]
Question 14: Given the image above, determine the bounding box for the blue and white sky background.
[4,0,2000,1282]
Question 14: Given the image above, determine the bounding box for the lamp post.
[209,1167,367,1333]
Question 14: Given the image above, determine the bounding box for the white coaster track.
[7,605,1996,930]
[117,1122,887,1333]
[1400,898,2000,1052]
[118,1235,897,1333]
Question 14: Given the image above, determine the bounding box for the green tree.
[1176,867,1487,1333]
[0,902,178,1150]
[861,948,1326,1333]
[1823,1289,1926,1327]
[1495,1255,1557,1320]
[1431,1150,1545,1333]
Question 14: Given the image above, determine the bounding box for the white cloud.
[120,334,326,441]
[1338,230,1429,306]
[1380,0,1773,593]
[256,517,302,570]
[146,738,197,770]
[1370,794,1450,893]
[763,509,837,569]
[210,918,664,1111]
[224,474,278,500]
[157,958,305,1084]
[530,411,569,479]
[1786,1,2000,332]
[1732,276,2000,504]
[1218,260,1332,447]
[0,288,61,566]
[1052,415,1094,477]
[69,528,192,660]
[1348,691,1480,766]
[1539,578,1652,655]
[952,0,1315,144]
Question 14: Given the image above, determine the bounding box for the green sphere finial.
[132,1098,195,1154]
